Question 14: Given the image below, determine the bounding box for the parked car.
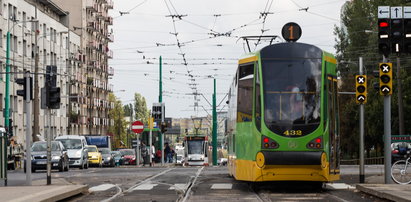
[392,142,411,163]
[25,141,69,173]
[87,145,102,167]
[99,148,114,167]
[55,135,89,169]
[111,151,123,166]
[119,149,136,165]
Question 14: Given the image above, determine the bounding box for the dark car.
[99,148,114,167]
[25,141,69,173]
[119,149,136,165]
[392,142,411,163]
[111,151,123,166]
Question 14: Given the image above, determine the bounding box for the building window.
[23,40,27,56]
[13,35,17,53]
[0,94,3,110]
[22,12,26,28]
[43,49,47,65]
[0,29,3,48]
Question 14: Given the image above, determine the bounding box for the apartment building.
[51,0,114,136]
[0,0,83,145]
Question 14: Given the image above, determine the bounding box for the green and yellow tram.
[227,31,340,182]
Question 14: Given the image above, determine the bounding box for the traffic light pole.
[212,79,217,166]
[359,57,365,183]
[383,56,392,184]
[24,71,32,186]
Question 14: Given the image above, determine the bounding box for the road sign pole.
[136,133,140,167]
[382,56,392,184]
[359,57,365,183]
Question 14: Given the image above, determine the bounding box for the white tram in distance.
[183,135,209,166]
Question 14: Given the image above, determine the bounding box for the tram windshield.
[187,140,204,154]
[262,58,321,137]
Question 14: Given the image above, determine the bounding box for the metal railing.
[341,157,385,165]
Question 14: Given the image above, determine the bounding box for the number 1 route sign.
[131,121,144,134]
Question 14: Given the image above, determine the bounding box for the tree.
[133,93,150,124]
[108,93,127,149]
[334,0,411,158]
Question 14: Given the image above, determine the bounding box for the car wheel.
[80,160,84,169]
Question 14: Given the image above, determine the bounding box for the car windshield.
[111,151,121,157]
[100,148,110,154]
[58,139,82,149]
[87,146,98,152]
[32,142,60,152]
[119,150,135,156]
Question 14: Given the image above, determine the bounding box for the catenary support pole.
[396,57,404,135]
[212,79,217,166]
[359,57,365,183]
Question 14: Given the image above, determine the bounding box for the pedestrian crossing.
[89,182,355,192]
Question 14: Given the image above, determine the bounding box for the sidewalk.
[0,177,88,202]
[357,175,411,202]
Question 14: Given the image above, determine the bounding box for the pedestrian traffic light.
[404,19,411,53]
[160,122,167,134]
[391,18,404,53]
[152,103,162,122]
[378,19,391,56]
[379,63,393,95]
[15,76,33,100]
[355,75,367,104]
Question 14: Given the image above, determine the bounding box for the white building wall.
[0,0,81,147]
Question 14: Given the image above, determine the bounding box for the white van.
[55,135,89,169]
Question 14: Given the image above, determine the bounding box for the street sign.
[404,7,411,19]
[378,6,390,18]
[131,121,144,134]
[391,135,411,142]
[391,7,403,19]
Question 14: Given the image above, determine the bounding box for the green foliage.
[108,93,128,148]
[334,0,411,158]
[133,93,150,124]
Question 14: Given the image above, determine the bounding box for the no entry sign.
[131,121,144,133]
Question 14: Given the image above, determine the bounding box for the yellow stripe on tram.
[238,56,258,65]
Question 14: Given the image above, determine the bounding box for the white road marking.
[169,183,188,190]
[211,183,233,190]
[133,183,158,190]
[89,184,116,192]
[325,183,355,190]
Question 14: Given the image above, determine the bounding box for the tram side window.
[237,64,254,122]
[255,62,261,131]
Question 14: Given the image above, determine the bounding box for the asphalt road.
[5,165,389,202]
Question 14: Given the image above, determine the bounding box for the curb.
[356,184,411,202]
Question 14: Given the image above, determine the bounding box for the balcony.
[107,0,114,9]
[105,16,113,25]
[106,50,113,58]
[107,33,114,42]
[86,2,98,13]
[108,67,114,76]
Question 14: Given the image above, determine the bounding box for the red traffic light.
[379,21,389,27]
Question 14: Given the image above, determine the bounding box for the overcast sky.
[109,0,347,118]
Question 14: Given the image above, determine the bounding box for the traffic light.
[355,75,367,104]
[391,18,404,53]
[378,19,391,56]
[404,19,411,53]
[45,65,60,109]
[379,63,393,95]
[15,77,33,100]
[8,119,13,137]
[47,86,61,109]
[160,122,167,134]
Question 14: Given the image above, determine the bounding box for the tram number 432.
[283,130,303,136]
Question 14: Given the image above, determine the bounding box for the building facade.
[51,0,114,136]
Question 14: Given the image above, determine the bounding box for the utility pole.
[212,79,217,166]
[159,56,164,166]
[33,19,40,142]
[382,56,392,184]
[159,56,162,103]
[396,57,404,135]
[24,71,32,186]
[359,57,365,183]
